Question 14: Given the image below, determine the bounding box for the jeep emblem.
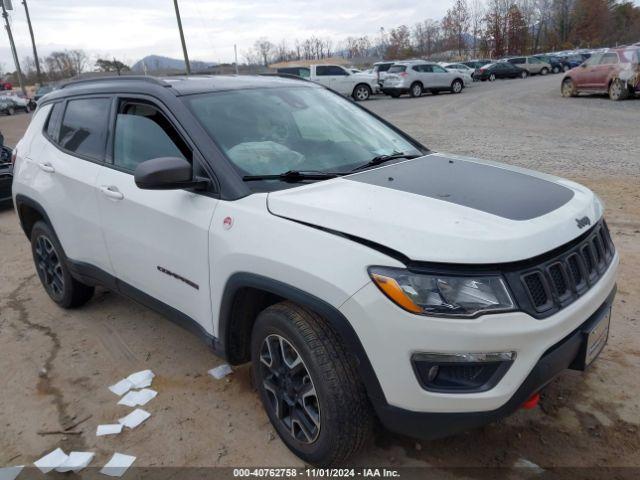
[576,216,591,229]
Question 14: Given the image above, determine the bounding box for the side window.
[420,65,433,73]
[45,102,64,141]
[113,102,191,172]
[599,53,619,65]
[432,65,447,73]
[298,68,310,78]
[315,66,331,76]
[59,98,110,160]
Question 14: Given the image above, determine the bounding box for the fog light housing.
[412,352,516,393]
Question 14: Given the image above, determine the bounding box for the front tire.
[561,78,578,97]
[352,84,371,102]
[521,70,529,79]
[451,79,463,94]
[7,107,14,115]
[30,221,94,308]
[489,73,496,82]
[540,67,549,76]
[251,302,373,466]
[410,82,423,98]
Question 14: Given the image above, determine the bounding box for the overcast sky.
[0,0,461,69]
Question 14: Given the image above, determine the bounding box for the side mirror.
[134,157,209,190]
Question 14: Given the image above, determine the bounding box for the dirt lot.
[1,75,639,475]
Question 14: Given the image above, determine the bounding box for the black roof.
[42,74,315,103]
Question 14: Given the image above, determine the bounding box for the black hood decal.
[347,155,574,221]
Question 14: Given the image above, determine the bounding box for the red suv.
[561,48,639,101]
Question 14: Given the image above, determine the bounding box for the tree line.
[245,0,640,64]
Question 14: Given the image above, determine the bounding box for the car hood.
[267,153,603,264]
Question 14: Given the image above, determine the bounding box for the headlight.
[368,267,515,318]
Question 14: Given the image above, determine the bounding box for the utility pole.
[172,0,191,75]
[1,0,26,93]
[234,44,239,74]
[22,0,41,83]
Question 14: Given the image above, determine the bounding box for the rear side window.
[316,66,348,76]
[432,65,447,73]
[113,102,191,172]
[389,65,406,73]
[45,102,64,141]
[599,53,619,65]
[59,98,110,161]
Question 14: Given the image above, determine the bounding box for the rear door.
[596,52,620,89]
[95,97,218,331]
[314,66,351,95]
[34,97,113,273]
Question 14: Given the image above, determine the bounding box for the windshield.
[186,86,422,179]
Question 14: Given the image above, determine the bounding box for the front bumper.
[339,251,618,435]
[375,286,616,439]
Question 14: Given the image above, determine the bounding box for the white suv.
[382,61,468,97]
[13,75,618,466]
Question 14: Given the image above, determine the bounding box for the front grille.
[504,219,615,319]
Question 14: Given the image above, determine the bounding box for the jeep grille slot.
[507,219,615,319]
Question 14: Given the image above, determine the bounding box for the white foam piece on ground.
[96,424,123,436]
[117,388,157,407]
[55,451,95,472]
[118,408,151,429]
[0,466,24,480]
[108,378,134,396]
[208,364,233,379]
[34,448,68,473]
[126,370,155,389]
[100,453,136,477]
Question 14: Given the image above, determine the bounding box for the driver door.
[96,98,218,331]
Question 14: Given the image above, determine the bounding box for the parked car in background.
[532,55,564,74]
[275,64,378,100]
[1,82,12,91]
[372,61,396,87]
[505,56,552,75]
[382,61,467,97]
[0,97,18,115]
[558,53,589,70]
[561,48,640,101]
[441,62,477,82]
[463,60,492,70]
[0,138,12,205]
[473,62,528,81]
[1,91,35,112]
[34,85,56,102]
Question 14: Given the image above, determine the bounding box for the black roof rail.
[59,75,170,90]
[259,72,310,82]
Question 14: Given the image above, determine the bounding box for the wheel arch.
[218,272,387,406]
[14,194,52,239]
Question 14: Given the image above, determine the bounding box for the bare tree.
[469,0,485,56]
[254,38,274,66]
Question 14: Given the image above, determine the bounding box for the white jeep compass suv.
[12,75,618,465]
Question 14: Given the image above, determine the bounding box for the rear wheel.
[7,107,14,115]
[30,221,94,308]
[609,79,629,101]
[561,78,577,98]
[520,70,529,79]
[489,73,496,82]
[251,302,373,466]
[540,67,549,76]
[410,82,423,98]
[451,79,463,94]
[552,66,560,74]
[352,84,371,102]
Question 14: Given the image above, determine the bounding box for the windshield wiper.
[243,170,344,182]
[350,152,421,172]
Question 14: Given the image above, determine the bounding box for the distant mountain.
[131,55,218,73]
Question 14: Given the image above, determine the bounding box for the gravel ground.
[1,75,639,475]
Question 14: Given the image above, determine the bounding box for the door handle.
[99,185,124,200]
[38,162,55,173]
